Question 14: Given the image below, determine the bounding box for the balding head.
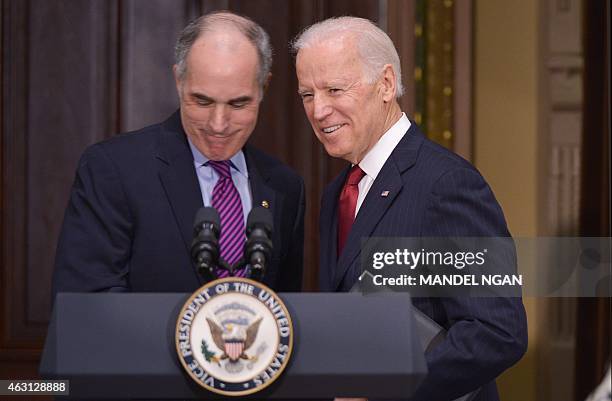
[174,11,273,91]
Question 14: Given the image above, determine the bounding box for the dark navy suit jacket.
[319,123,527,401]
[53,111,305,296]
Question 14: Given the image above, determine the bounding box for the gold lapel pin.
[381,191,390,197]
[261,200,270,208]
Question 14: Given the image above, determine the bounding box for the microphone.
[191,207,221,281]
[245,207,273,281]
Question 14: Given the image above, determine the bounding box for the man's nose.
[209,104,229,133]
[313,94,333,121]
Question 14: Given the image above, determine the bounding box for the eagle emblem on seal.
[206,316,263,363]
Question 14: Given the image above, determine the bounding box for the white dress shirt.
[355,113,411,216]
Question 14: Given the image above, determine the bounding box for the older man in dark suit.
[293,16,526,401]
[53,11,305,295]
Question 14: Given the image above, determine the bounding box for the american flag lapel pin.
[381,190,390,197]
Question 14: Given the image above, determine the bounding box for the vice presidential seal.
[175,277,293,396]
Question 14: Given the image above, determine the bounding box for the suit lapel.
[320,166,350,290]
[155,112,204,272]
[243,145,281,258]
[332,124,424,290]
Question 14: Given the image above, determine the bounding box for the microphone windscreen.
[247,207,273,234]
[193,207,220,230]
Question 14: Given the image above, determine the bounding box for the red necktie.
[337,165,365,257]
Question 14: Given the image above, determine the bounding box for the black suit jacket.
[319,123,527,401]
[53,111,305,296]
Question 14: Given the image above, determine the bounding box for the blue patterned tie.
[207,160,247,277]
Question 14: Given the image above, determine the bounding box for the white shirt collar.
[359,113,411,179]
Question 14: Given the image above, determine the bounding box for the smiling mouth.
[201,129,233,139]
[321,124,345,134]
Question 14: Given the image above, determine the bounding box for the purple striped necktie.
[207,160,247,278]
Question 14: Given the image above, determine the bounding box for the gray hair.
[174,11,273,90]
[291,16,404,97]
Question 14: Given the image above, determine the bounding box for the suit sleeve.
[52,144,134,298]
[277,176,306,291]
[410,167,528,400]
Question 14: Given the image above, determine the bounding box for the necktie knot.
[347,165,365,186]
[207,160,232,179]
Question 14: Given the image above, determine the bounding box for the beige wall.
[474,0,539,237]
[474,0,540,400]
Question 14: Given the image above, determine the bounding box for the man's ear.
[379,64,396,102]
